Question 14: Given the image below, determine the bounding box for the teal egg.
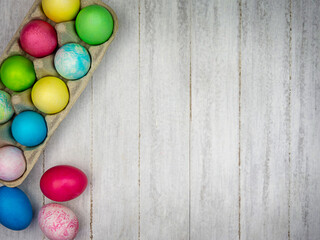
[11,111,47,147]
[0,90,14,124]
[54,43,91,80]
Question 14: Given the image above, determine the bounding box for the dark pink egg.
[40,165,88,202]
[20,20,57,58]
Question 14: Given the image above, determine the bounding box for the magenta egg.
[40,165,88,202]
[38,203,79,240]
[0,146,26,181]
[20,19,57,58]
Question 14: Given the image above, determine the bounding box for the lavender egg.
[0,90,14,124]
[0,146,26,181]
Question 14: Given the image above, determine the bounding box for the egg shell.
[0,90,14,124]
[11,111,47,147]
[75,5,114,45]
[0,146,26,181]
[40,165,87,202]
[0,186,33,231]
[38,203,79,240]
[42,0,80,23]
[0,55,36,92]
[54,43,91,80]
[20,20,57,58]
[31,76,69,114]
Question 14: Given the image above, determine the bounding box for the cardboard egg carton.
[0,0,118,187]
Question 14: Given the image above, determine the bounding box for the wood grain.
[190,0,240,239]
[92,0,139,239]
[240,0,291,239]
[2,0,320,239]
[139,0,190,239]
[290,1,320,239]
[44,85,92,239]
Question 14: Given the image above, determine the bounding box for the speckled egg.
[38,203,79,240]
[0,146,26,181]
[54,43,91,80]
[0,90,14,124]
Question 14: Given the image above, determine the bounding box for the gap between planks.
[238,0,242,239]
[288,0,293,239]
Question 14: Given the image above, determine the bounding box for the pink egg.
[0,146,26,181]
[20,20,57,58]
[40,165,88,202]
[38,203,79,240]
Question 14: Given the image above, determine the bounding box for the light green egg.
[0,90,14,124]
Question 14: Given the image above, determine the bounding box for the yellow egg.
[42,0,80,23]
[32,76,69,114]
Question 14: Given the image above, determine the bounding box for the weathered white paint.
[92,0,140,239]
[1,0,320,239]
[139,0,190,239]
[240,0,291,239]
[190,0,239,239]
[290,1,320,239]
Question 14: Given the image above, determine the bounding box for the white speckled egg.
[0,146,26,181]
[0,90,14,124]
[38,203,79,240]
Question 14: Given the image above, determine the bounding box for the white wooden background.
[0,0,319,239]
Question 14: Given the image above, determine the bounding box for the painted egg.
[20,20,57,58]
[0,186,33,231]
[54,43,91,80]
[42,0,80,23]
[11,111,47,147]
[38,203,79,240]
[32,76,69,114]
[0,55,36,91]
[0,90,14,124]
[76,5,114,45]
[40,165,88,202]
[0,146,26,181]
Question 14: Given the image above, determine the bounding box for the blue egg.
[11,111,47,147]
[0,186,33,231]
[54,43,91,80]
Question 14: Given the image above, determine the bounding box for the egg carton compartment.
[0,0,118,187]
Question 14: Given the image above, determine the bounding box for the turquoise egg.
[11,111,47,147]
[0,90,14,124]
[54,43,91,80]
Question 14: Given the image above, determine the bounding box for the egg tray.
[0,0,118,187]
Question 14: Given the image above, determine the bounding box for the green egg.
[0,90,14,124]
[0,55,36,92]
[75,5,114,45]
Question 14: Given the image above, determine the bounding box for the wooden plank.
[190,0,240,239]
[290,1,320,239]
[240,0,291,239]
[139,0,190,239]
[92,0,139,239]
[44,84,92,239]
[0,0,44,239]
